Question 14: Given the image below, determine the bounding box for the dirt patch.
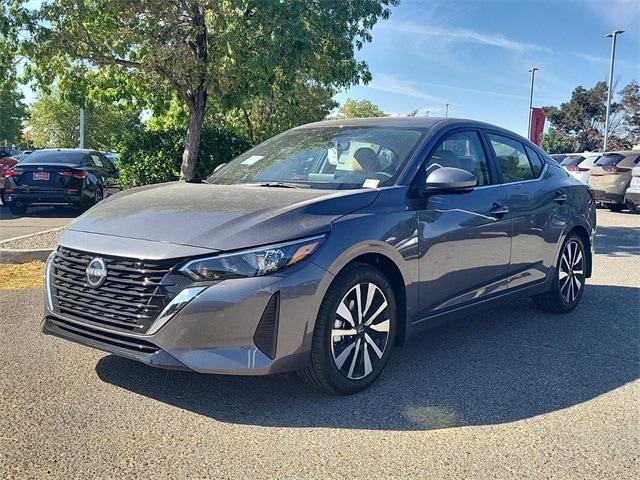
[0,261,45,289]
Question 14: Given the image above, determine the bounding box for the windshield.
[207,125,426,189]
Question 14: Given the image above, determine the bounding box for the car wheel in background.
[626,201,639,214]
[8,200,28,216]
[605,203,624,212]
[299,262,397,395]
[534,233,586,313]
[83,186,103,210]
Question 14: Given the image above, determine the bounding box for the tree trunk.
[180,85,207,181]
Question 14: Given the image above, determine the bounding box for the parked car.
[3,149,121,215]
[588,150,640,212]
[0,154,19,205]
[623,165,640,214]
[42,118,596,395]
[550,153,568,164]
[559,152,601,184]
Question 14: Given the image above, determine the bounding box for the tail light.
[60,169,89,178]
[565,165,579,171]
[602,165,629,173]
[3,169,21,178]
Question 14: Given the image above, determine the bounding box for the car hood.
[65,182,378,252]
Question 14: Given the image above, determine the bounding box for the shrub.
[117,126,251,189]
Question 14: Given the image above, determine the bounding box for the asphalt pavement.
[0,207,638,479]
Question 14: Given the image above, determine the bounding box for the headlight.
[180,234,326,281]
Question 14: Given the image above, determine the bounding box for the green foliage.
[12,0,400,180]
[226,80,338,144]
[540,128,574,154]
[27,89,143,149]
[117,125,251,189]
[333,98,389,119]
[0,81,28,146]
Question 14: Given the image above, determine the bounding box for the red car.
[0,151,19,204]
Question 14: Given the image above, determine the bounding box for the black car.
[3,149,121,215]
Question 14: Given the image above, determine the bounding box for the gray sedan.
[42,117,596,395]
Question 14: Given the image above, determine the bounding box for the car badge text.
[86,258,108,288]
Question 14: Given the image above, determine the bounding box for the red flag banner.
[529,108,545,145]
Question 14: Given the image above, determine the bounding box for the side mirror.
[424,167,477,192]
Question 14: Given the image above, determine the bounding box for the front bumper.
[42,250,331,375]
[624,190,640,207]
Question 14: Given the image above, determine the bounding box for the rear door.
[485,131,567,290]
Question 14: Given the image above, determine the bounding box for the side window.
[487,133,542,183]
[424,131,492,186]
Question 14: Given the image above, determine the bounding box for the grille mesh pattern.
[50,247,179,333]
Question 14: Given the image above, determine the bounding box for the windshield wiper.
[256,182,311,189]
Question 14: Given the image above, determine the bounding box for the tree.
[27,89,143,149]
[541,80,639,152]
[540,127,574,154]
[0,2,28,146]
[228,80,338,144]
[0,81,28,146]
[333,98,388,119]
[15,0,399,180]
[618,81,640,145]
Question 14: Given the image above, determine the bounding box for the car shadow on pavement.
[0,204,80,219]
[95,285,639,431]
[596,225,640,256]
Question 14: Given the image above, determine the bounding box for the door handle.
[554,192,568,203]
[490,203,510,217]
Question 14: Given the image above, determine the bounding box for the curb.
[0,227,62,265]
[0,249,53,264]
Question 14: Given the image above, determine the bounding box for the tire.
[298,263,397,395]
[8,200,27,216]
[533,233,586,313]
[626,201,639,214]
[83,186,103,210]
[605,203,624,212]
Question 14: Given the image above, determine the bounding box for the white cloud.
[381,21,546,54]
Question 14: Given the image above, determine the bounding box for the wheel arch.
[341,253,408,347]
[568,224,593,278]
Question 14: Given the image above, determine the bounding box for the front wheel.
[298,263,397,395]
[533,233,586,313]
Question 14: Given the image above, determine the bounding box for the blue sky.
[335,0,640,137]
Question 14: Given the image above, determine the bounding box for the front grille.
[49,247,180,333]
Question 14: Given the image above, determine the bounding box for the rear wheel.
[83,186,103,210]
[298,263,397,395]
[626,201,639,214]
[8,200,27,216]
[605,203,624,212]
[534,233,586,313]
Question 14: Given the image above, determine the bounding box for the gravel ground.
[0,228,64,250]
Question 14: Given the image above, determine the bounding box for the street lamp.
[445,103,449,117]
[527,67,538,139]
[603,30,624,152]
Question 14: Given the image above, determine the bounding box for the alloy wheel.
[330,281,391,380]
[558,239,585,304]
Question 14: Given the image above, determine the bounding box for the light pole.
[445,103,449,117]
[603,30,624,152]
[527,67,538,139]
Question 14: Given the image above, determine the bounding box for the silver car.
[42,118,596,395]
[624,165,640,214]
[560,152,602,184]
